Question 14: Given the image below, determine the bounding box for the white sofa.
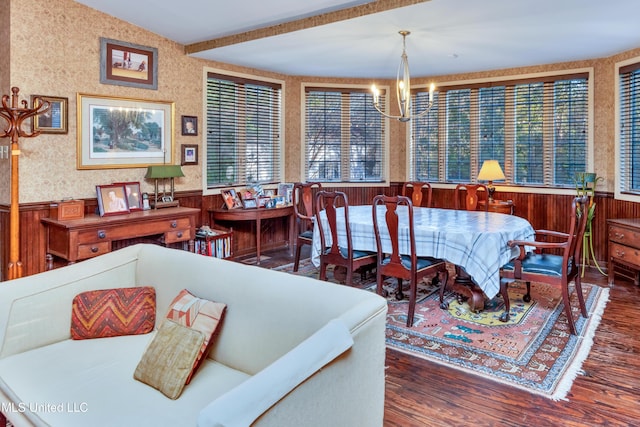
[0,244,387,427]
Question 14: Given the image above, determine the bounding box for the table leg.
[256,217,262,265]
[450,266,485,312]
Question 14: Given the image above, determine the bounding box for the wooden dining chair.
[292,182,322,272]
[315,190,377,286]
[454,183,489,211]
[372,195,449,327]
[499,196,589,334]
[401,182,433,208]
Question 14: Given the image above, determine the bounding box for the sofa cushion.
[165,289,226,383]
[0,333,250,426]
[70,286,156,340]
[134,319,205,399]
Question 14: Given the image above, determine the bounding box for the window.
[205,71,282,190]
[304,86,386,183]
[618,61,640,198]
[410,72,590,188]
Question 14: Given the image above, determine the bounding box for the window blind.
[619,63,640,194]
[305,87,385,182]
[410,73,588,187]
[206,73,282,189]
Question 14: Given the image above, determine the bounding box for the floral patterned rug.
[275,259,610,401]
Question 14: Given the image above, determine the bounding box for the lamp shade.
[145,165,185,179]
[477,160,505,182]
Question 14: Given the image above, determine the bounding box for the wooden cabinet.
[42,207,199,269]
[608,218,640,286]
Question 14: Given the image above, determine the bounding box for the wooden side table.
[479,199,514,215]
[208,206,295,265]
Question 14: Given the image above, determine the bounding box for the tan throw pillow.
[134,319,204,399]
[165,289,226,383]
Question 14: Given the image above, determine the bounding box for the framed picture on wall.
[181,144,198,165]
[100,38,158,90]
[181,116,198,136]
[31,95,68,134]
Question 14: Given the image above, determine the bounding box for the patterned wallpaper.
[3,0,640,204]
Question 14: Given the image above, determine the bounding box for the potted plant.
[574,172,605,276]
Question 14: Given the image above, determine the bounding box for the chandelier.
[371,30,435,122]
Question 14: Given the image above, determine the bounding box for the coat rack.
[0,87,50,280]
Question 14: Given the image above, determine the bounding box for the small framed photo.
[96,184,130,216]
[181,115,198,136]
[100,38,158,90]
[181,144,198,165]
[114,182,142,211]
[31,95,68,134]
[242,198,257,209]
[221,188,242,210]
[278,183,294,204]
[263,189,276,197]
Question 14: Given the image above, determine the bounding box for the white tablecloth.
[312,205,535,299]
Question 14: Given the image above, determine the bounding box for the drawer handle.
[91,247,99,253]
[614,232,625,240]
[176,232,183,238]
[97,230,106,239]
[615,249,625,258]
[171,221,178,228]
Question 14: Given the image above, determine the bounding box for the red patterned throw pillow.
[165,289,226,383]
[71,287,156,340]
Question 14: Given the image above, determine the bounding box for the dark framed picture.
[31,95,68,134]
[181,115,198,136]
[113,182,142,211]
[96,184,130,216]
[100,37,158,90]
[221,188,242,210]
[181,144,198,165]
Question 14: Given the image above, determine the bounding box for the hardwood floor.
[252,247,640,427]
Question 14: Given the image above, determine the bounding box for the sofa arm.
[197,319,354,427]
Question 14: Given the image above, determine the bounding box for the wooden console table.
[42,207,199,269]
[608,218,640,286]
[209,206,294,265]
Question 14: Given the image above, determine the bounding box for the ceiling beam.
[185,0,430,54]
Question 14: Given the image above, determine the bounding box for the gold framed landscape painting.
[77,93,174,169]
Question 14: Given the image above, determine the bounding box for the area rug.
[274,259,609,401]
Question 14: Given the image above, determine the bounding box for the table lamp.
[145,165,184,209]
[477,160,505,202]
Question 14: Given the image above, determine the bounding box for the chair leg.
[574,276,589,318]
[561,284,577,335]
[319,262,328,282]
[407,278,418,327]
[376,271,387,297]
[396,278,404,300]
[293,242,303,272]
[523,281,531,303]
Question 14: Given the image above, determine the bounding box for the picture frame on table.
[77,93,174,169]
[242,198,258,209]
[96,184,130,217]
[221,188,242,210]
[181,144,198,165]
[277,183,294,204]
[31,95,68,134]
[181,116,198,136]
[113,181,142,211]
[100,37,158,90]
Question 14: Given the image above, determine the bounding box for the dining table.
[312,205,535,309]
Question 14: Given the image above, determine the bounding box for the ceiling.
[73,0,640,79]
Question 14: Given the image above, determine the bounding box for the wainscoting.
[1,184,637,280]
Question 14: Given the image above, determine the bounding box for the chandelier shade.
[371,30,435,122]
